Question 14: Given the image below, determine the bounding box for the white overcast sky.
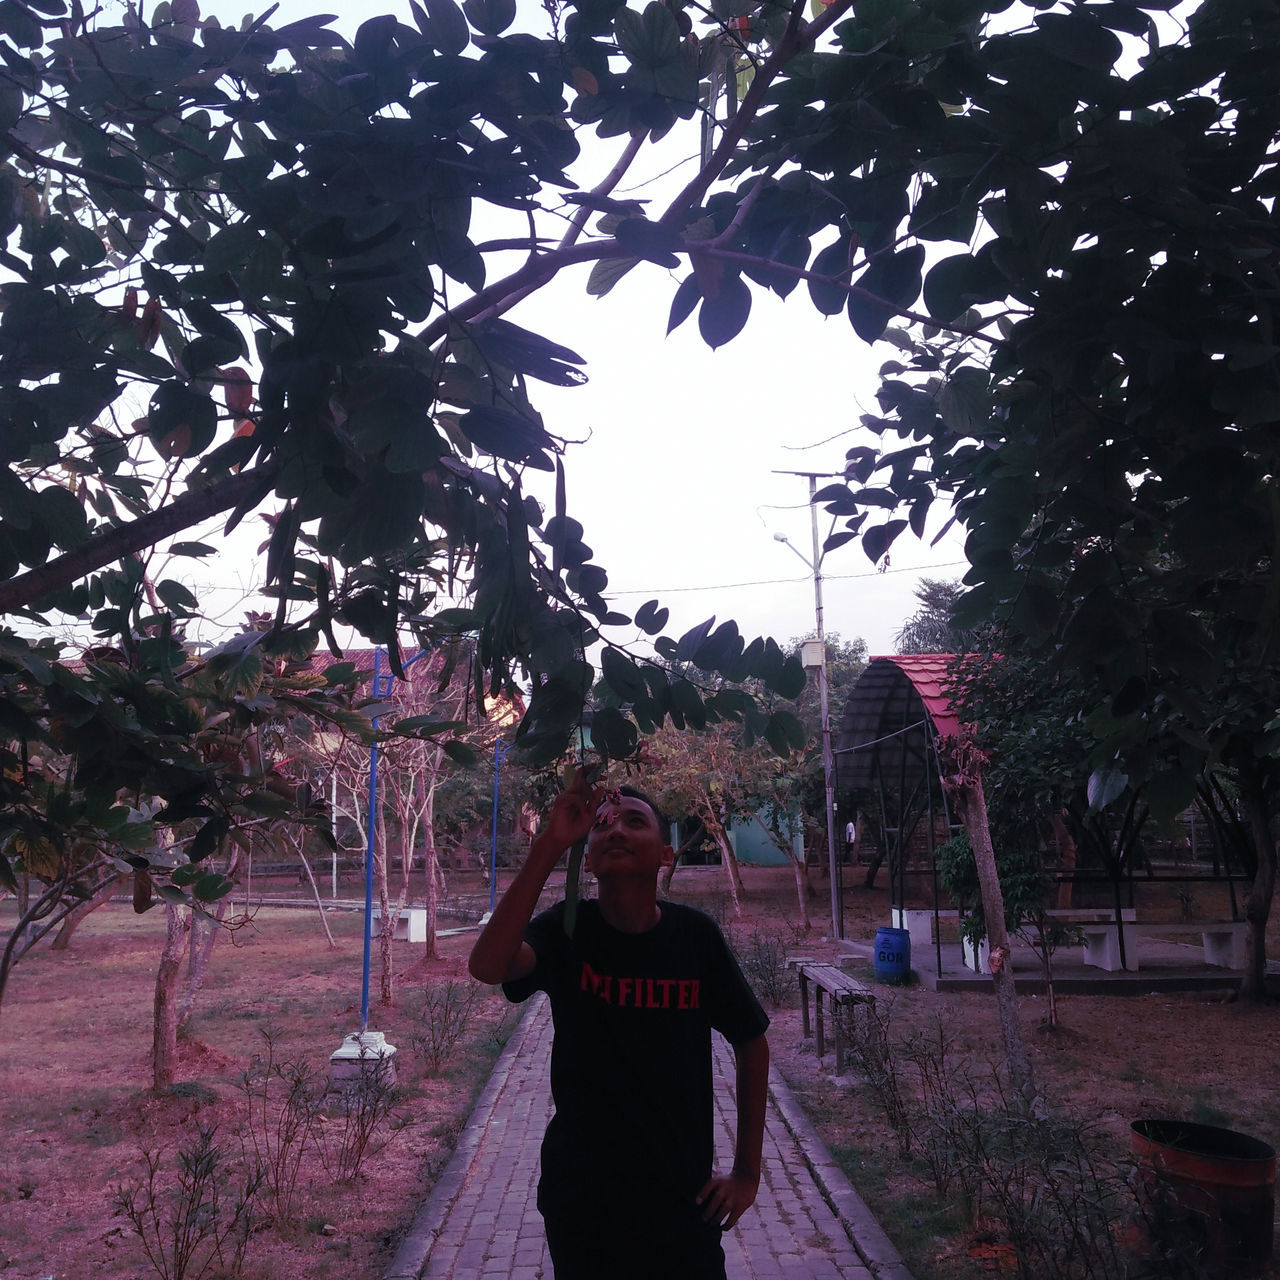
[171,0,971,657]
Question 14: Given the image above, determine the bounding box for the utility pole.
[773,470,845,939]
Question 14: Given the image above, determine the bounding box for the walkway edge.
[766,1067,916,1280]
[384,996,545,1280]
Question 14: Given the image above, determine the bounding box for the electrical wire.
[604,560,968,598]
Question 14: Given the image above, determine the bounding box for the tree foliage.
[2,0,861,892]
[7,0,1278,965]
[807,0,1280,811]
[893,578,975,656]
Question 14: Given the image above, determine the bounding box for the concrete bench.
[1080,920,1246,972]
[788,960,875,1074]
[956,909,1135,973]
[890,907,958,955]
[370,907,428,943]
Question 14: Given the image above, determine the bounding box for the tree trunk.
[701,809,743,917]
[50,874,124,950]
[939,734,1037,1110]
[789,852,811,931]
[962,778,1037,1108]
[295,838,336,948]
[748,813,810,931]
[376,809,394,1007]
[660,823,706,893]
[1050,814,1077,911]
[1238,768,1277,1003]
[421,772,441,961]
[153,900,192,1090]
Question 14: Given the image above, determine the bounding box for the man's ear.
[659,843,674,868]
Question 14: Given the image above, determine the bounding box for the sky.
[173,0,971,658]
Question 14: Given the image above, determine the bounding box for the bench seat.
[788,960,875,1074]
[1079,920,1246,972]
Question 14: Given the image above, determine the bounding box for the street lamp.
[773,518,843,940]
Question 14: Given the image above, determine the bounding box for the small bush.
[236,1029,321,1225]
[113,1126,263,1280]
[406,980,485,1074]
[316,1064,404,1182]
[736,929,795,1008]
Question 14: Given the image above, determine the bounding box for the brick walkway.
[385,995,914,1280]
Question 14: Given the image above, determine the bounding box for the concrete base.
[891,907,934,956]
[1081,924,1139,972]
[961,935,990,974]
[1202,924,1246,969]
[329,1030,397,1092]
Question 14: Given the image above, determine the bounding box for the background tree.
[644,715,810,924]
[0,0,847,912]
[893,580,974,656]
[802,0,1280,997]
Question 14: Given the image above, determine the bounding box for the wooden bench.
[788,960,875,1074]
[1079,920,1246,972]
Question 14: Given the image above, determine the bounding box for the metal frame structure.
[832,655,1251,973]
[833,656,963,971]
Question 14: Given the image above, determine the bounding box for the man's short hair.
[617,784,668,836]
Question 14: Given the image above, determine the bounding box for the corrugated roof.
[833,654,967,794]
[880,654,964,739]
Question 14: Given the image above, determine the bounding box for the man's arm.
[696,1032,770,1230]
[467,772,601,986]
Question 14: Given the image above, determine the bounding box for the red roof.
[869,654,965,739]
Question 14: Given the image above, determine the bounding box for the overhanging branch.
[0,465,280,617]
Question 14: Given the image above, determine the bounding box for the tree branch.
[0,465,279,616]
[661,0,856,228]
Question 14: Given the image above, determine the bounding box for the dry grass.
[2,863,1278,1280]
[0,896,517,1280]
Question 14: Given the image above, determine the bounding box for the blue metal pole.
[360,650,384,1032]
[360,646,430,1032]
[489,739,509,915]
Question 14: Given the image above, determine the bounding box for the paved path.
[386,995,913,1280]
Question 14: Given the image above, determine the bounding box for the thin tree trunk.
[50,874,124,950]
[660,823,706,893]
[177,895,232,1029]
[702,809,743,917]
[421,771,441,961]
[1050,813,1077,911]
[376,808,394,1007]
[1238,768,1276,1003]
[295,838,336,948]
[748,813,810,931]
[153,900,191,1090]
[939,734,1037,1110]
[788,852,811,931]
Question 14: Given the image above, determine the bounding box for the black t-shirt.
[504,899,769,1220]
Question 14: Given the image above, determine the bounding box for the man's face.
[585,792,673,878]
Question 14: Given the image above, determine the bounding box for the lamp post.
[773,488,843,940]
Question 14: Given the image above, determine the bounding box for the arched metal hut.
[834,655,964,941]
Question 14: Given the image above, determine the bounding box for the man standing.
[469,772,770,1280]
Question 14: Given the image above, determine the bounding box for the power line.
[606,559,968,598]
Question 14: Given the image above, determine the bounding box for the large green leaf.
[147,382,217,457]
[938,367,991,435]
[848,245,925,343]
[698,274,752,349]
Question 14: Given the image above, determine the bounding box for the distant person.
[469,771,770,1280]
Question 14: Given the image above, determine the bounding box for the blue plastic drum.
[873,925,911,983]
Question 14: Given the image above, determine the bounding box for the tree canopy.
[4,0,1278,936]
